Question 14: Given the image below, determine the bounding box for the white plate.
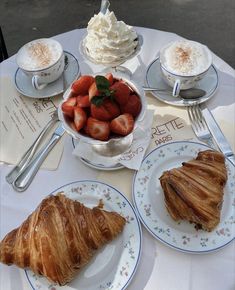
[145,57,219,106]
[132,141,235,253]
[15,51,80,98]
[25,180,142,289]
[72,138,124,171]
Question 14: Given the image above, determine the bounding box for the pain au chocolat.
[0,194,126,285]
[159,150,227,231]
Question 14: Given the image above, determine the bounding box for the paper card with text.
[0,77,64,170]
[147,95,195,152]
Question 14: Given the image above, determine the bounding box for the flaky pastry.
[0,194,126,285]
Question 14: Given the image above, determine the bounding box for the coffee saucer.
[72,138,124,171]
[145,57,218,106]
[14,51,80,98]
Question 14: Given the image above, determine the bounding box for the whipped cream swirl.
[83,11,138,65]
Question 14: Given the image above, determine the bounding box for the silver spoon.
[143,86,206,99]
[100,0,110,14]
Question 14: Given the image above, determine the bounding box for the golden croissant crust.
[0,193,126,285]
[160,150,227,231]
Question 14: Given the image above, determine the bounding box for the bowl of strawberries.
[58,73,146,156]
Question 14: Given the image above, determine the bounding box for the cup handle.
[32,75,47,90]
[172,79,181,97]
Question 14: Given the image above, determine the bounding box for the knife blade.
[201,106,235,166]
[12,122,66,192]
[6,111,59,184]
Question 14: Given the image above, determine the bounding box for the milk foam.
[17,39,62,71]
[162,40,211,75]
[84,10,138,64]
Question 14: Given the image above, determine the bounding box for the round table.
[0,27,234,290]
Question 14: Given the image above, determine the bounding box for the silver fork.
[187,104,215,149]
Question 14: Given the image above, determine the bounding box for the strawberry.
[61,97,77,118]
[110,113,134,136]
[74,107,87,132]
[77,95,90,108]
[103,99,120,119]
[105,73,114,85]
[71,75,94,95]
[90,102,110,121]
[121,94,142,117]
[110,81,130,105]
[91,99,120,121]
[86,117,110,141]
[88,82,99,101]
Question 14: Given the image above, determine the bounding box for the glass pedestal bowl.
[79,34,143,77]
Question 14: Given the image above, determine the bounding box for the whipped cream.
[162,40,211,75]
[83,10,138,64]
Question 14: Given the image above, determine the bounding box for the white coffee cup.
[159,40,212,96]
[16,38,65,90]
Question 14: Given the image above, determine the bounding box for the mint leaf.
[95,75,110,92]
[91,95,106,106]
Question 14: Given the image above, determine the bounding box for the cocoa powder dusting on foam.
[28,42,53,68]
[176,47,191,64]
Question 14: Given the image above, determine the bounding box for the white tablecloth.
[0,27,234,290]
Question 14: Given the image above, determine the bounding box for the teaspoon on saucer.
[143,87,206,99]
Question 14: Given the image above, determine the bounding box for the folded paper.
[73,109,154,170]
[0,77,64,170]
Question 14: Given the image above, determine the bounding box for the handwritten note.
[0,77,64,170]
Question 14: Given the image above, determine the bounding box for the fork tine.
[187,104,216,149]
[187,106,195,131]
[187,105,200,132]
[193,104,204,130]
[194,104,207,130]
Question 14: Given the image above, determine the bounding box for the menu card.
[0,77,64,170]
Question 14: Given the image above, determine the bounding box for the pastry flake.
[0,193,126,285]
[159,150,227,231]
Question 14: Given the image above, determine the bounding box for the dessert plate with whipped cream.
[15,51,80,98]
[145,57,218,106]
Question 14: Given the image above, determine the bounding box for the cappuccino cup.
[16,38,65,90]
[159,40,212,96]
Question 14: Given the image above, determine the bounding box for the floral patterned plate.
[25,180,142,290]
[132,141,235,253]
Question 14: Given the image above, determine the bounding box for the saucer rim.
[145,57,219,107]
[14,51,80,99]
[71,138,124,171]
[79,157,124,171]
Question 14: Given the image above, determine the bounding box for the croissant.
[160,150,227,231]
[0,193,126,285]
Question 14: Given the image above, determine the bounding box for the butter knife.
[12,123,65,192]
[6,111,59,184]
[201,106,235,166]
